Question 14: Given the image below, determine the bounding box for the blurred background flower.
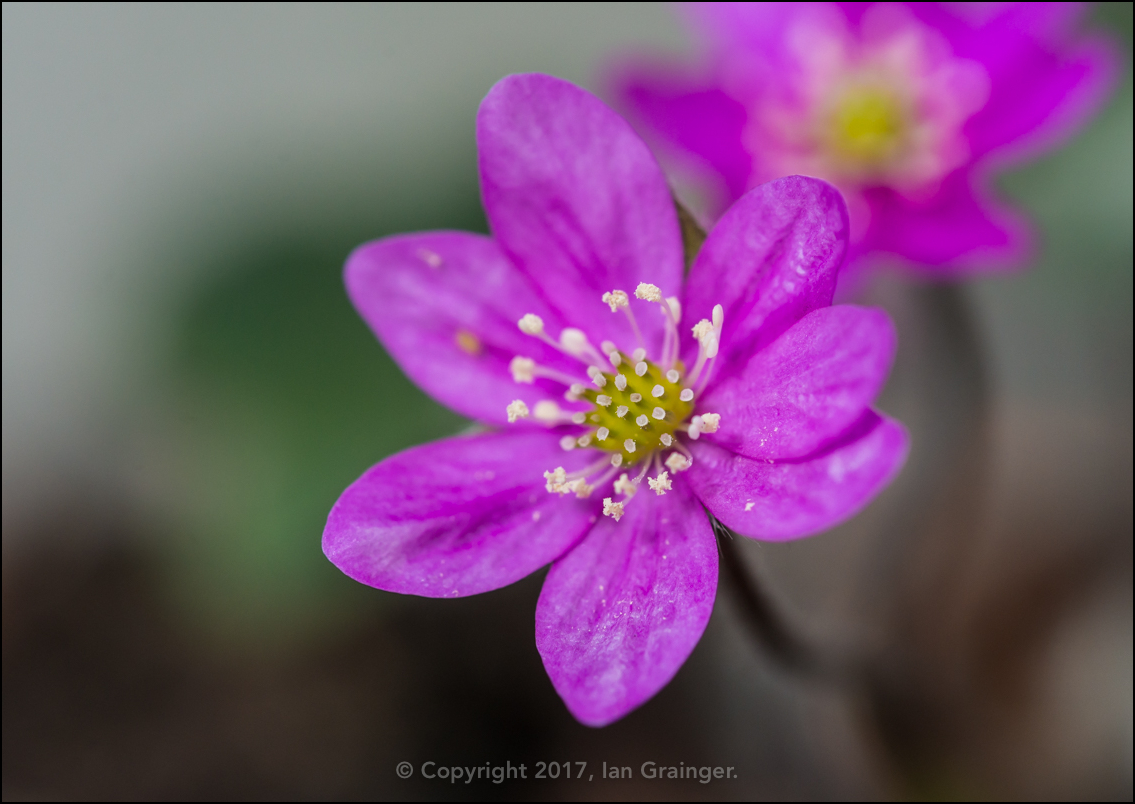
[3,4,1131,799]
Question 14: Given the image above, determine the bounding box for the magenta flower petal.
[700,305,896,460]
[616,70,752,203]
[682,175,849,377]
[861,172,1031,272]
[477,73,684,351]
[535,482,718,726]
[323,430,597,598]
[688,411,909,542]
[346,231,582,426]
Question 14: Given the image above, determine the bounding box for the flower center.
[575,356,694,465]
[823,82,908,171]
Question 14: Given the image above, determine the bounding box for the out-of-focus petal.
[688,411,908,541]
[862,172,1031,271]
[700,305,896,460]
[535,481,718,727]
[681,175,849,379]
[346,231,583,426]
[323,431,596,598]
[477,73,683,353]
[616,67,752,202]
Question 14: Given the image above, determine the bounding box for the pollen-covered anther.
[596,427,610,441]
[635,361,648,377]
[560,328,594,359]
[610,454,624,467]
[616,405,629,418]
[596,394,612,407]
[533,400,563,423]
[608,351,622,367]
[614,375,627,391]
[570,412,587,425]
[602,290,629,312]
[509,356,536,383]
[665,370,679,383]
[680,389,694,402]
[648,471,672,496]
[652,384,664,398]
[544,466,568,493]
[518,314,544,335]
[629,393,642,403]
[692,319,713,344]
[660,433,673,447]
[559,436,577,451]
[586,367,607,388]
[699,412,721,433]
[632,348,646,362]
[624,438,637,454]
[652,407,665,420]
[614,473,637,497]
[577,434,592,448]
[665,453,692,473]
[506,399,529,423]
[602,498,625,522]
[636,414,649,427]
[635,283,663,303]
[572,481,593,499]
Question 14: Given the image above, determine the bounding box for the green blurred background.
[3,4,1131,799]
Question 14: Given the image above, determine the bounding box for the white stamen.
[608,351,622,368]
[665,453,692,473]
[596,427,610,441]
[586,367,607,388]
[648,471,672,495]
[651,384,664,398]
[652,407,665,420]
[660,433,673,447]
[602,290,629,312]
[636,414,649,427]
[614,473,637,497]
[712,304,724,329]
[665,370,679,384]
[569,383,585,396]
[596,394,612,407]
[577,434,592,448]
[544,466,568,493]
[688,417,702,440]
[560,436,577,451]
[572,481,593,499]
[692,319,713,344]
[509,357,536,384]
[699,412,721,433]
[629,393,642,403]
[635,283,662,302]
[614,375,627,391]
[632,348,646,362]
[610,454,623,467]
[518,314,544,335]
[533,400,564,423]
[616,405,629,418]
[506,400,529,423]
[635,361,648,377]
[666,297,681,323]
[570,412,587,425]
[624,438,637,453]
[560,327,592,357]
[600,340,617,355]
[680,389,694,402]
[602,497,625,521]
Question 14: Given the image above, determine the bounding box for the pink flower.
[616,2,1119,277]
[323,74,907,726]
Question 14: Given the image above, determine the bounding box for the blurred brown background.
[3,4,1131,800]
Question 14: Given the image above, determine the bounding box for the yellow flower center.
[578,356,693,465]
[823,83,908,171]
